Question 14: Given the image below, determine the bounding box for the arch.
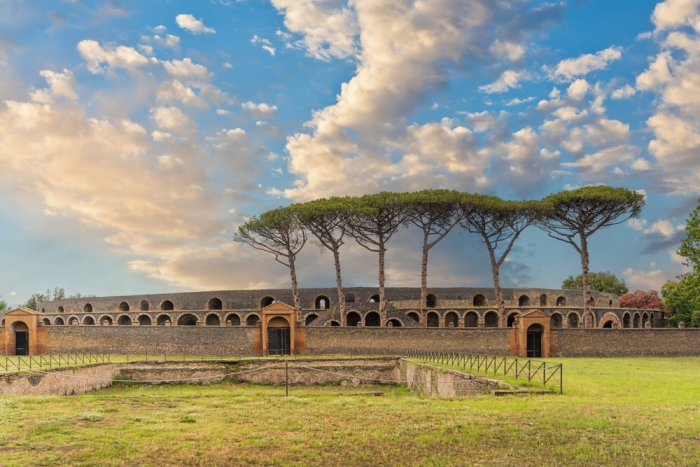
[597,312,620,328]
[550,313,563,328]
[406,311,420,323]
[369,294,380,303]
[156,314,171,326]
[567,312,579,328]
[473,294,486,306]
[314,295,330,310]
[225,313,240,326]
[556,296,566,306]
[539,294,548,306]
[119,302,130,312]
[426,294,437,308]
[160,300,174,311]
[0,318,4,327]
[345,293,356,303]
[526,324,544,358]
[387,319,402,327]
[329,320,341,327]
[54,317,65,325]
[11,321,28,331]
[603,320,613,328]
[642,312,649,327]
[57,306,65,313]
[444,311,459,327]
[208,298,223,311]
[117,315,132,326]
[518,295,530,307]
[205,313,221,326]
[84,303,93,313]
[608,299,613,308]
[589,296,596,307]
[347,312,362,326]
[305,314,319,326]
[649,312,655,327]
[364,312,381,327]
[98,316,112,326]
[427,311,440,327]
[633,312,640,328]
[622,312,631,328]
[464,312,478,328]
[506,311,519,328]
[83,316,95,325]
[260,296,276,308]
[484,311,499,327]
[246,314,260,326]
[178,314,198,326]
[68,316,80,325]
[140,300,150,311]
[137,315,151,326]
[41,308,45,313]
[42,318,51,326]
[269,316,290,328]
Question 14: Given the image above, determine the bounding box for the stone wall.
[401,359,502,397]
[554,329,700,357]
[305,328,510,355]
[0,364,118,396]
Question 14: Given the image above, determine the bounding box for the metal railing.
[406,350,562,394]
[0,353,110,373]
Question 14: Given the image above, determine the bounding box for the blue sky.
[0,0,698,306]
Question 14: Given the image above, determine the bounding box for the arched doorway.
[426,294,437,308]
[13,322,29,356]
[305,314,318,326]
[623,313,631,328]
[567,312,579,328]
[427,312,439,327]
[346,312,362,326]
[465,312,478,327]
[507,312,519,328]
[550,313,562,328]
[603,320,613,328]
[484,311,499,328]
[315,295,330,310]
[387,319,402,327]
[365,312,381,326]
[444,312,458,327]
[267,316,290,355]
[519,295,530,306]
[526,324,544,358]
[178,314,198,326]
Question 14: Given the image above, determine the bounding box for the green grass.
[1,357,699,466]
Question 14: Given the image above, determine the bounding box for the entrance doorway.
[526,324,544,358]
[268,328,290,355]
[14,322,29,356]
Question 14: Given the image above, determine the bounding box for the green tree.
[538,186,645,327]
[462,196,542,319]
[562,271,629,295]
[662,275,700,327]
[234,207,307,313]
[25,292,49,311]
[0,297,7,311]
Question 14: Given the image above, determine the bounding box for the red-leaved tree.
[620,290,665,312]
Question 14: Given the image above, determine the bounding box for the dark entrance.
[268,328,290,355]
[16,331,29,356]
[526,324,543,358]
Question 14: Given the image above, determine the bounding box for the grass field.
[1,357,699,466]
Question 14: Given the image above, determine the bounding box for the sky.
[1,0,699,306]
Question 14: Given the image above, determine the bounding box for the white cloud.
[549,46,622,81]
[262,45,276,56]
[567,79,590,100]
[223,62,233,69]
[623,267,676,291]
[628,218,648,230]
[611,84,636,99]
[77,40,151,74]
[241,101,278,117]
[157,80,208,108]
[152,25,167,34]
[251,35,272,45]
[561,145,636,178]
[644,219,678,238]
[216,109,230,115]
[505,96,534,106]
[489,40,526,61]
[631,158,650,170]
[479,70,529,94]
[9,292,16,297]
[29,69,78,103]
[162,58,211,82]
[651,0,700,32]
[151,106,196,136]
[175,14,216,35]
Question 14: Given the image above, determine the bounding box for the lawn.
[1,357,699,466]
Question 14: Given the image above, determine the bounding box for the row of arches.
[39,312,265,327]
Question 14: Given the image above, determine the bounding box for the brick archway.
[1,308,48,356]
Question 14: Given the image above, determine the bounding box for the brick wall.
[555,329,700,357]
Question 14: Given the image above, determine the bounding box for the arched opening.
[84,303,93,313]
[539,294,548,306]
[12,322,29,355]
[345,293,356,303]
[178,314,198,326]
[642,312,649,327]
[556,296,566,306]
[260,296,275,308]
[330,320,341,326]
[117,315,132,326]
[550,313,563,328]
[507,312,519,328]
[156,315,171,326]
[444,311,459,327]
[246,314,260,326]
[83,316,95,325]
[406,311,420,323]
[140,300,150,311]
[623,313,631,328]
[473,294,485,306]
[315,295,330,310]
[608,299,613,307]
[137,315,151,326]
[526,324,544,358]
[567,312,579,329]
[69,317,79,325]
[208,298,223,310]
[267,317,290,355]
[99,316,111,326]
[57,306,64,313]
[369,294,380,303]
[518,295,530,307]
[305,314,318,326]
[484,311,499,328]
[427,312,439,327]
[161,300,174,311]
[649,313,655,327]
[589,297,596,307]
[55,317,65,325]
[465,312,478,327]
[226,314,240,326]
[119,302,130,312]
[347,312,362,326]
[603,320,613,328]
[42,318,51,326]
[633,313,640,328]
[426,294,437,308]
[364,312,381,326]
[206,314,220,326]
[387,319,402,327]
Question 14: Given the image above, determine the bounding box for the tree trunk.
[289,257,301,321]
[333,248,346,326]
[485,240,505,324]
[378,243,386,325]
[420,244,429,327]
[580,233,593,328]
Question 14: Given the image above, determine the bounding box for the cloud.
[142,34,181,50]
[151,106,196,136]
[628,218,648,231]
[175,14,216,35]
[29,70,79,104]
[548,46,622,81]
[241,101,278,117]
[622,267,676,291]
[611,84,636,99]
[479,70,529,94]
[560,144,636,178]
[156,80,208,108]
[151,25,167,34]
[505,96,534,106]
[489,40,526,61]
[216,109,230,115]
[651,0,700,32]
[262,45,276,56]
[162,58,212,82]
[77,40,151,74]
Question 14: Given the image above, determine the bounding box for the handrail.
[1,353,111,373]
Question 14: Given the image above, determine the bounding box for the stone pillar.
[645,321,651,329]
[679,321,686,329]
